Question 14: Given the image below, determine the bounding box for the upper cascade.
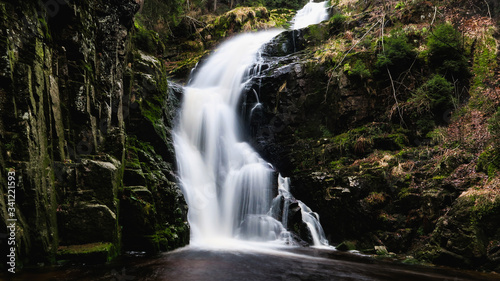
[291,0,330,30]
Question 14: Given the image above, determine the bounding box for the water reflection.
[4,247,500,281]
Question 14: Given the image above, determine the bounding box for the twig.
[185,15,207,27]
[395,53,419,93]
[431,6,437,26]
[387,66,405,125]
[484,0,492,19]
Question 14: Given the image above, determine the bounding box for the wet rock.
[58,203,117,245]
[0,0,188,266]
[418,188,500,270]
[77,159,120,211]
[287,202,314,245]
[123,168,147,186]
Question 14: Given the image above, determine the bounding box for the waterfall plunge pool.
[5,246,499,280]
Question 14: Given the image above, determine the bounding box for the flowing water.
[3,3,500,281]
[173,0,331,247]
[291,0,330,30]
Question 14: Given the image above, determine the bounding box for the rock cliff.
[0,0,188,267]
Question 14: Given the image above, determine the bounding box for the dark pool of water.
[3,247,500,281]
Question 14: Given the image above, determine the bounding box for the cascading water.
[291,0,330,30]
[174,1,330,248]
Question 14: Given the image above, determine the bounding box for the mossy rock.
[336,240,358,251]
[56,242,117,264]
[421,188,500,269]
[477,146,500,178]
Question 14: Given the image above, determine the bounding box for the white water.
[292,1,330,30]
[174,2,330,248]
[271,175,329,247]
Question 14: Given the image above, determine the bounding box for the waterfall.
[174,2,330,248]
[291,1,330,30]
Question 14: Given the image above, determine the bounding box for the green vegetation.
[375,33,416,77]
[477,109,500,178]
[427,23,469,80]
[57,242,117,263]
[132,21,164,55]
[420,74,454,114]
[329,13,346,26]
[249,0,308,10]
[345,60,371,79]
[138,0,184,31]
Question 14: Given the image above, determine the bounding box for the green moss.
[37,16,51,40]
[57,242,117,263]
[329,13,346,26]
[304,24,328,43]
[477,146,500,178]
[168,50,209,77]
[471,29,497,91]
[467,193,500,226]
[132,20,164,55]
[149,223,188,251]
[330,158,348,170]
[336,240,357,251]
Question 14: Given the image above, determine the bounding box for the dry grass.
[459,178,500,203]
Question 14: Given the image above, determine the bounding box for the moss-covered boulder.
[418,184,500,270]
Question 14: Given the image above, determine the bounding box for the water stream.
[174,0,330,248]
[4,3,500,281]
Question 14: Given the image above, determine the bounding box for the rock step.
[56,242,117,264]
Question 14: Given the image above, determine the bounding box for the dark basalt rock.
[0,0,188,266]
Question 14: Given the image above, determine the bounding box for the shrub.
[405,75,453,134]
[330,13,346,26]
[422,74,454,113]
[346,60,371,79]
[375,34,416,77]
[427,23,469,79]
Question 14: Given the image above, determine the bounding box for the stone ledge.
[56,242,117,264]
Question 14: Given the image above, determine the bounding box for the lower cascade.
[174,1,330,248]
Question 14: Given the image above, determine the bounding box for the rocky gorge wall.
[0,0,188,268]
[239,0,500,272]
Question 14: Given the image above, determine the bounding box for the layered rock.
[239,1,500,271]
[0,0,187,267]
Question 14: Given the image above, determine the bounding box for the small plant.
[320,125,333,138]
[347,60,371,79]
[395,1,406,10]
[329,13,346,26]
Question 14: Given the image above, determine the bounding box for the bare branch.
[485,0,492,19]
[387,66,405,125]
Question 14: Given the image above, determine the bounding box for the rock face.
[239,3,500,271]
[0,0,188,267]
